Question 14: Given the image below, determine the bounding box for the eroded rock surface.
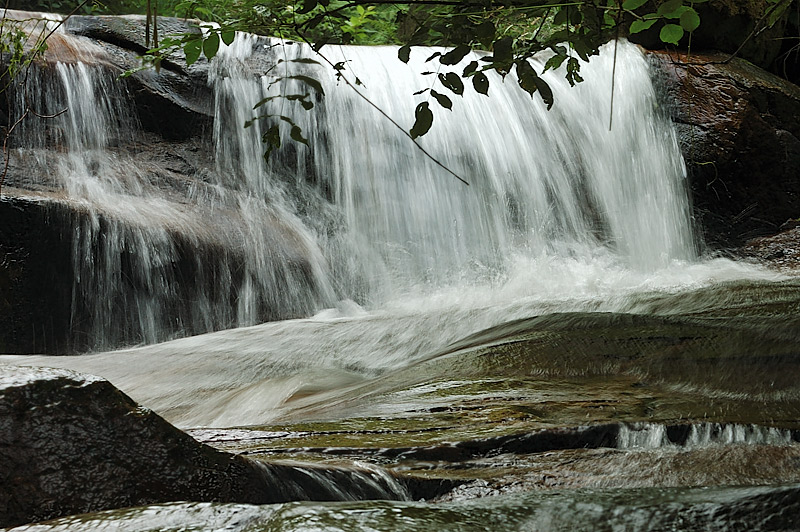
[0,366,406,528]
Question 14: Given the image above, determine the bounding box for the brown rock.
[650,50,800,246]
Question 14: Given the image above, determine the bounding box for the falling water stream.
[3,19,800,530]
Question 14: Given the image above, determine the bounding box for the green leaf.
[430,89,453,110]
[438,72,464,96]
[472,71,489,95]
[290,125,309,146]
[203,32,220,60]
[221,30,235,46]
[657,0,683,17]
[659,23,684,44]
[286,75,325,96]
[663,5,689,18]
[475,21,495,48]
[553,7,569,25]
[426,51,441,62]
[262,125,281,160]
[534,76,554,110]
[410,101,433,139]
[282,57,322,65]
[544,54,567,72]
[463,61,479,76]
[566,57,583,86]
[516,59,539,97]
[679,7,700,31]
[767,0,791,27]
[440,45,472,66]
[299,0,318,14]
[622,0,649,9]
[184,39,201,66]
[491,36,513,74]
[571,37,591,62]
[629,18,658,33]
[398,44,411,63]
[253,95,280,109]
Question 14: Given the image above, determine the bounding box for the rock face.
[0,365,406,528]
[0,11,333,354]
[649,50,800,247]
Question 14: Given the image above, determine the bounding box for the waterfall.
[11,27,696,350]
[213,36,695,306]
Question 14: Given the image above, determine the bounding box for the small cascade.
[10,30,337,350]
[617,422,798,449]
[252,460,410,502]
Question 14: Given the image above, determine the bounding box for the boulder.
[0,365,406,528]
[649,50,800,246]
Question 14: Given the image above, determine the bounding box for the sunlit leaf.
[202,32,219,60]
[184,39,201,65]
[679,8,700,32]
[660,23,684,44]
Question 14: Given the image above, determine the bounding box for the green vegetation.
[3,0,797,167]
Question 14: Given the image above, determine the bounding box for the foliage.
[0,9,73,192]
[116,0,798,166]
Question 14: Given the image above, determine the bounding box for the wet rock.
[738,226,800,270]
[649,50,800,246]
[0,196,74,354]
[63,14,214,140]
[0,365,406,528]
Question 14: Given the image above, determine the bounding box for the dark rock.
[0,187,326,354]
[0,365,406,528]
[650,50,800,246]
[0,195,74,354]
[65,15,214,140]
[738,226,800,270]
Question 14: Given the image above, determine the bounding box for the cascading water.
[4,17,800,528]
[12,29,698,350]
[215,36,696,306]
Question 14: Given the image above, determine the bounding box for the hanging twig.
[608,1,621,131]
[291,29,470,186]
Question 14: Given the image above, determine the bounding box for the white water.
[4,28,789,426]
[618,423,797,449]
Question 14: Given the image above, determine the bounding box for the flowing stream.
[3,22,800,530]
